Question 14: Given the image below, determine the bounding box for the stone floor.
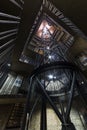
[70,108,85,130]
[28,104,86,130]
[0,98,86,130]
[0,105,13,130]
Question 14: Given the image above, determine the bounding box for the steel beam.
[0,29,18,36]
[20,0,24,4]
[36,77,64,123]
[65,71,76,122]
[0,38,16,50]
[40,97,47,130]
[0,32,17,41]
[61,71,76,130]
[21,77,33,130]
[0,20,20,24]
[0,12,21,20]
[29,96,40,119]
[9,0,23,10]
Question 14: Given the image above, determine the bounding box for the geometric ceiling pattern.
[19,0,87,70]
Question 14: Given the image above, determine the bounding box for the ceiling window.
[36,20,55,39]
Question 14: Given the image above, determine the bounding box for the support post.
[21,77,33,130]
[40,97,47,130]
[65,71,76,122]
[36,77,64,123]
[62,71,76,130]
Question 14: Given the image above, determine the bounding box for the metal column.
[40,97,47,130]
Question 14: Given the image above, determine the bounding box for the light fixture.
[46,46,50,50]
[7,63,11,67]
[81,81,84,85]
[24,59,28,63]
[48,74,53,79]
[54,76,56,79]
[48,55,52,59]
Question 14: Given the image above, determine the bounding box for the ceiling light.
[48,55,52,59]
[46,46,50,50]
[48,74,53,79]
[24,59,28,63]
[54,76,56,79]
[81,81,84,85]
[7,63,11,67]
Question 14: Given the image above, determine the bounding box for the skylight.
[36,20,55,39]
[20,0,76,67]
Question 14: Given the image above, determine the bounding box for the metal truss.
[22,62,77,130]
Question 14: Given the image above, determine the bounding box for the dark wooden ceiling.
[11,0,87,75]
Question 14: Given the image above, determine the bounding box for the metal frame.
[0,38,16,50]
[9,0,23,10]
[0,12,21,20]
[40,97,47,130]
[0,29,18,36]
[22,62,77,130]
[21,77,33,130]
[0,20,20,24]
